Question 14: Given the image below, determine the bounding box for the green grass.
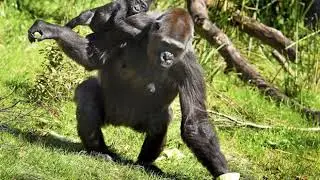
[0,0,320,179]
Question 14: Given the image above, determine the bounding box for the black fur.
[28,13,155,71]
[28,9,229,178]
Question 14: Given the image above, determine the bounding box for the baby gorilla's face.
[127,0,149,16]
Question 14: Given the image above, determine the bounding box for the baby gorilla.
[65,0,153,37]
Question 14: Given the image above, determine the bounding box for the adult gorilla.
[28,8,239,179]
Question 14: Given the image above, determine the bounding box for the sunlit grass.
[0,0,319,179]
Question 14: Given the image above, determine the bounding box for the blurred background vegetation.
[0,0,319,179]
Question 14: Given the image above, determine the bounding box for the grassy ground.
[0,0,319,179]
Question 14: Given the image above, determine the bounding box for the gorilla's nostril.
[146,83,156,93]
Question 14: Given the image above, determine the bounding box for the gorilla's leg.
[137,131,167,164]
[136,110,172,165]
[74,77,115,157]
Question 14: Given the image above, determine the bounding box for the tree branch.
[232,11,296,62]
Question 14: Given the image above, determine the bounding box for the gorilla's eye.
[132,4,141,12]
[152,22,161,31]
[160,51,174,68]
[141,3,147,11]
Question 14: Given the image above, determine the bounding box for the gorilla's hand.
[28,20,57,43]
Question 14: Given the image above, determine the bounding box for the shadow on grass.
[0,123,190,180]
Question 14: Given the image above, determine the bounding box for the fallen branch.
[186,0,320,123]
[232,11,296,62]
[209,110,320,132]
[206,1,296,62]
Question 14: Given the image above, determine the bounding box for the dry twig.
[209,110,320,132]
[0,101,21,112]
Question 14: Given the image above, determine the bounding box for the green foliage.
[15,0,69,22]
[27,45,88,103]
[230,0,311,34]
[15,0,109,23]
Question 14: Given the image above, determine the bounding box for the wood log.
[232,11,296,62]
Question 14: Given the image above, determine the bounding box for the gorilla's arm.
[65,0,151,34]
[28,20,104,70]
[28,13,155,70]
[112,0,141,37]
[177,51,228,177]
[65,9,97,29]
